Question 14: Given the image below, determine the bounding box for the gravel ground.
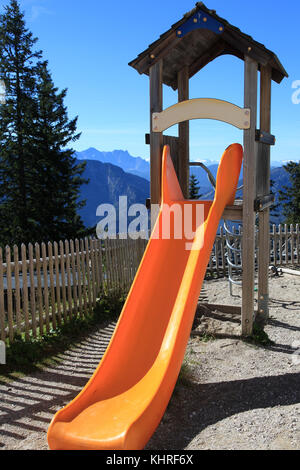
[0,273,299,450]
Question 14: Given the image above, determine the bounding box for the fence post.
[65,240,73,319]
[13,245,22,333]
[284,224,288,265]
[80,239,88,317]
[6,246,14,342]
[291,224,294,265]
[104,238,111,291]
[279,225,282,266]
[70,240,78,317]
[21,244,30,341]
[59,240,67,322]
[93,239,100,296]
[98,239,104,292]
[53,242,62,326]
[296,224,299,265]
[48,242,57,331]
[84,238,92,311]
[41,242,50,334]
[0,248,5,342]
[35,243,44,335]
[28,243,37,337]
[75,239,83,318]
[272,225,276,266]
[89,238,97,307]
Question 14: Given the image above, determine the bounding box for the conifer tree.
[0,0,42,245]
[0,1,87,245]
[278,161,300,224]
[31,61,87,241]
[189,174,201,200]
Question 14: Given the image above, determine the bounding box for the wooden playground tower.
[129,2,288,336]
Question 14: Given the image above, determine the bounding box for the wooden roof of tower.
[129,2,288,89]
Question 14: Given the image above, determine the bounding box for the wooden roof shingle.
[129,2,288,89]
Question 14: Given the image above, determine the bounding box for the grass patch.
[0,290,126,380]
[198,332,216,343]
[176,352,199,389]
[244,322,274,347]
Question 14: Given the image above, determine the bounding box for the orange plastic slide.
[47,143,243,450]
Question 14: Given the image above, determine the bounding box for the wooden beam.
[138,32,179,75]
[222,29,270,67]
[178,66,189,198]
[200,303,242,316]
[257,65,272,324]
[163,135,180,181]
[152,98,250,132]
[242,56,258,337]
[146,133,180,182]
[150,60,163,207]
[223,203,243,221]
[152,98,251,132]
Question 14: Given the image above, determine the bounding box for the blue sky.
[1,0,300,163]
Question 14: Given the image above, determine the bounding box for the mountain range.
[76,148,150,181]
[77,159,149,228]
[76,148,294,228]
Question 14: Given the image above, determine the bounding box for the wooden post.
[242,57,258,336]
[89,238,97,307]
[297,224,299,264]
[257,65,272,324]
[41,242,50,333]
[150,60,163,207]
[70,239,79,316]
[6,246,14,342]
[13,245,21,333]
[54,241,62,325]
[59,240,67,322]
[98,239,104,291]
[178,66,190,198]
[0,248,5,342]
[35,243,44,336]
[84,237,92,311]
[48,242,57,330]
[80,239,88,317]
[65,240,73,318]
[75,239,83,317]
[21,244,30,341]
[28,243,37,337]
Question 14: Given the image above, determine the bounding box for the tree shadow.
[0,323,116,449]
[146,372,300,450]
[269,297,300,311]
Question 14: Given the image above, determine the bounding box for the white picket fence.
[0,237,147,344]
[0,224,299,344]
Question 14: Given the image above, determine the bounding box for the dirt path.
[0,321,117,450]
[0,274,299,450]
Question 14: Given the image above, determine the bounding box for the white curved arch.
[152,98,251,132]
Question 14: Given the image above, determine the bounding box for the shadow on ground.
[0,322,116,449]
[146,372,300,450]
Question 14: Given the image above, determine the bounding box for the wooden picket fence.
[0,224,299,344]
[206,223,300,277]
[269,224,300,266]
[0,237,147,344]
